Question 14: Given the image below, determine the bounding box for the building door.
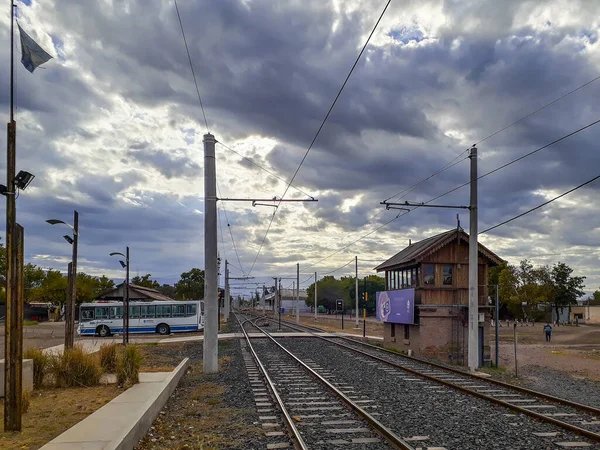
[478,326,484,367]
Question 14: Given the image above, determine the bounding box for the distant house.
[95,283,173,302]
[375,229,503,366]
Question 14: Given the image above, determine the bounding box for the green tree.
[587,290,600,306]
[24,263,46,302]
[131,273,160,290]
[551,261,586,322]
[175,268,205,300]
[157,283,176,299]
[498,260,553,319]
[31,269,68,305]
[75,273,115,303]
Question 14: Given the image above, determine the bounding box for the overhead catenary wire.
[475,75,600,146]
[247,0,392,276]
[217,181,245,275]
[216,142,315,199]
[426,117,600,205]
[173,0,209,132]
[479,173,600,235]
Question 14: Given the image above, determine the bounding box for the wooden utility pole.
[65,211,79,349]
[65,262,73,348]
[4,1,23,431]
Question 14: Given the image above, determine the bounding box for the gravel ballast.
[135,336,267,450]
[279,337,599,450]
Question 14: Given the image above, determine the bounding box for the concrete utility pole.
[314,272,318,320]
[261,284,266,311]
[468,145,479,372]
[224,260,230,320]
[203,133,218,373]
[355,256,359,328]
[296,263,300,324]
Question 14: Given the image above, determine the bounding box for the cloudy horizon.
[1,0,600,297]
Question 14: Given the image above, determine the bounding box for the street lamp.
[110,247,130,345]
[46,210,78,349]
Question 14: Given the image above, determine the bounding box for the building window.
[404,324,410,340]
[410,268,416,287]
[391,323,396,338]
[423,264,435,285]
[443,264,453,286]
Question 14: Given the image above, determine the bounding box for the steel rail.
[260,315,600,443]
[235,313,308,450]
[235,312,414,450]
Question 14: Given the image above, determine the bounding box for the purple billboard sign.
[376,289,415,324]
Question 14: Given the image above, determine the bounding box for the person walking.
[544,323,552,342]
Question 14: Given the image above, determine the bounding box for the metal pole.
[468,145,479,371]
[224,260,230,320]
[355,256,359,328]
[314,272,318,321]
[203,133,218,373]
[513,322,518,377]
[4,1,20,429]
[125,246,130,345]
[65,210,78,349]
[278,279,281,331]
[495,284,499,368]
[296,263,300,324]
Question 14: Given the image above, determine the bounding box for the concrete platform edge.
[39,357,190,450]
[116,357,190,450]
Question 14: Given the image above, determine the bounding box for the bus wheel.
[157,323,170,335]
[97,325,111,337]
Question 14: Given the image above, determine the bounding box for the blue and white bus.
[77,300,205,337]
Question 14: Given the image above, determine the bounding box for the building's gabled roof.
[374,229,503,272]
[96,283,174,301]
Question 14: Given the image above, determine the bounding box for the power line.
[383,151,470,203]
[248,0,392,275]
[475,75,600,146]
[427,117,600,204]
[320,258,356,275]
[217,142,314,199]
[173,0,209,132]
[480,173,600,234]
[216,182,245,274]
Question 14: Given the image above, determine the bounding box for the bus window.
[140,305,155,318]
[129,306,141,319]
[95,307,109,320]
[186,304,197,317]
[109,306,123,319]
[172,304,185,317]
[156,305,171,318]
[81,308,94,321]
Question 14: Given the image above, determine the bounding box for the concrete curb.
[116,357,190,450]
[40,357,191,450]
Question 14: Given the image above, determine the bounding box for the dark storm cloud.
[126,147,201,179]
[0,0,598,287]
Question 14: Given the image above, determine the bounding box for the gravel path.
[135,333,267,449]
[279,337,599,450]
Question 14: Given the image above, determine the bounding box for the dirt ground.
[0,385,121,450]
[0,321,205,356]
[492,323,600,380]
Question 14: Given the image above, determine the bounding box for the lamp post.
[46,210,78,349]
[110,247,130,345]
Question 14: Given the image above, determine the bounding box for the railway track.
[234,312,417,449]
[251,313,600,447]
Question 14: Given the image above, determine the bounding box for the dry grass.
[0,385,121,450]
[117,345,143,387]
[23,348,50,389]
[99,343,120,373]
[51,345,102,387]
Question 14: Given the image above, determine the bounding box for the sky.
[1,0,600,298]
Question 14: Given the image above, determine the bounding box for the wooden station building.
[375,229,503,366]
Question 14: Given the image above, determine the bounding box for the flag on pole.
[17,24,52,73]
